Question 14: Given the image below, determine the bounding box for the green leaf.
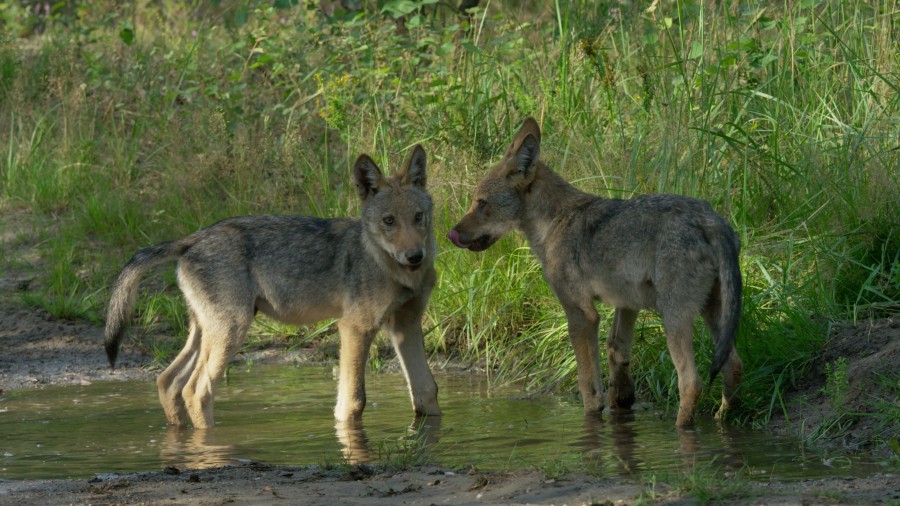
[119,26,134,45]
[759,16,778,31]
[382,0,419,18]
[407,14,424,28]
[688,40,704,59]
[756,53,777,68]
[437,42,456,57]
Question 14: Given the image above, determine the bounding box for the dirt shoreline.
[1,462,896,506]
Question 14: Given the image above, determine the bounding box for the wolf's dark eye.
[414,211,424,222]
[383,216,395,226]
[476,199,488,210]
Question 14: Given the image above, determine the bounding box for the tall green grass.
[0,0,896,432]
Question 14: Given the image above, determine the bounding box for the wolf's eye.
[414,211,424,222]
[476,199,488,210]
[383,216,395,226]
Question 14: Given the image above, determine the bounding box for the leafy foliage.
[0,0,896,429]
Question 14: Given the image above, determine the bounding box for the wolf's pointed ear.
[515,133,540,172]
[506,132,540,188]
[353,154,383,199]
[505,117,542,158]
[400,144,427,189]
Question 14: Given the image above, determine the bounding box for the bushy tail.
[105,239,192,368]
[708,223,742,385]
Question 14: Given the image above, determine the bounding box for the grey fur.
[105,145,440,428]
[448,118,743,427]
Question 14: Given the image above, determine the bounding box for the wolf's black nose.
[406,250,424,265]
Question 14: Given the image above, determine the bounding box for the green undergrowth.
[0,0,896,435]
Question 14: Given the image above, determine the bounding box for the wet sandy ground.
[3,459,899,505]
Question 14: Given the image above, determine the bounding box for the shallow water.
[0,365,886,480]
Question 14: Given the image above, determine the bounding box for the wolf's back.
[104,238,195,368]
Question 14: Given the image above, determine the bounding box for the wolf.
[105,145,441,429]
[448,118,743,427]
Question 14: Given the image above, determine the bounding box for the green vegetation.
[642,462,752,504]
[0,0,896,442]
[822,356,849,412]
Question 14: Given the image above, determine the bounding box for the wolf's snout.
[405,249,424,265]
[447,229,471,249]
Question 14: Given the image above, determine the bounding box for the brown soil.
[768,316,900,459]
[1,207,898,504]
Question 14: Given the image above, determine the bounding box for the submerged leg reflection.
[160,426,239,469]
[334,415,442,465]
[335,418,372,464]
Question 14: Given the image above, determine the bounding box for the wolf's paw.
[608,384,636,409]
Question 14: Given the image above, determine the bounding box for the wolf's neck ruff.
[519,163,593,252]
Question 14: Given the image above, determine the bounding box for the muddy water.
[0,365,886,480]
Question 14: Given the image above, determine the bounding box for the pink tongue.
[447,229,470,248]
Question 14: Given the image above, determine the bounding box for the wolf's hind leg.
[662,315,701,427]
[181,312,251,428]
[715,348,743,420]
[385,299,440,418]
[607,307,638,409]
[157,318,201,426]
[702,297,744,420]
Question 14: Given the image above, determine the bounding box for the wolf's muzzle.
[447,229,494,252]
[401,249,425,270]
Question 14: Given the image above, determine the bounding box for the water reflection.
[676,426,702,467]
[710,422,749,470]
[0,367,885,480]
[335,415,442,464]
[160,427,241,469]
[334,418,371,463]
[579,410,641,474]
[578,409,749,475]
[158,415,446,470]
[670,422,749,472]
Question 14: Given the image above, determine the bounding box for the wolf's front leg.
[563,303,605,414]
[334,321,377,421]
[385,299,441,418]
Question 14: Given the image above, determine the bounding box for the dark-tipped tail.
[709,225,742,385]
[104,240,187,368]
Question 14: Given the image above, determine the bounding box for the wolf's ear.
[400,144,427,189]
[353,154,383,199]
[505,117,542,158]
[506,132,540,188]
[514,133,540,173]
